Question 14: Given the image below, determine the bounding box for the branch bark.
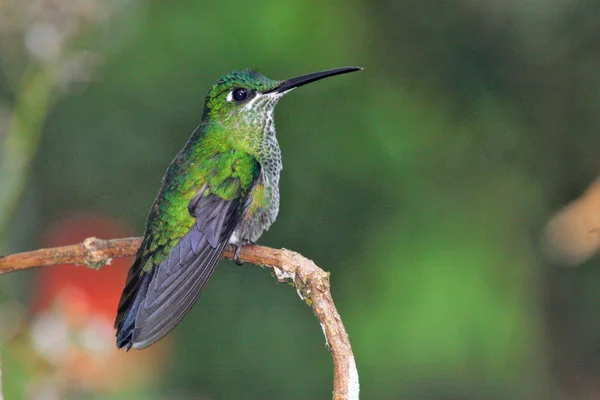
[0,237,359,400]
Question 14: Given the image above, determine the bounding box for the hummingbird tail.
[115,265,154,350]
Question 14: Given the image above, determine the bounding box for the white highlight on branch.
[320,322,329,348]
[347,355,360,400]
[274,267,294,282]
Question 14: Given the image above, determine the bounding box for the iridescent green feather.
[141,130,260,271]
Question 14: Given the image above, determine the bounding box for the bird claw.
[233,245,244,265]
[232,240,254,265]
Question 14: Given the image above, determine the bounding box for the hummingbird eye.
[232,88,248,102]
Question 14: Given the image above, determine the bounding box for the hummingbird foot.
[232,239,254,265]
[233,244,244,265]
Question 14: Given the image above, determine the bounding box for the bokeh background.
[1,1,600,399]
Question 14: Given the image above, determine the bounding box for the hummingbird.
[114,66,362,350]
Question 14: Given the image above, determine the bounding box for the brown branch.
[0,237,359,400]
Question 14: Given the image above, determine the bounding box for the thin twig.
[0,237,359,400]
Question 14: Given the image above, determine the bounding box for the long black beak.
[263,66,362,94]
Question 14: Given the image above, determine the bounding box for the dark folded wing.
[127,192,241,349]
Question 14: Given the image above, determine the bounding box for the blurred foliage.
[2,0,600,399]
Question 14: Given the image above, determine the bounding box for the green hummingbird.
[114,66,361,350]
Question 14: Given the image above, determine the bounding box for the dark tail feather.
[115,255,143,329]
[115,254,153,350]
[116,269,153,350]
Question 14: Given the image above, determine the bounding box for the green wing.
[115,150,259,350]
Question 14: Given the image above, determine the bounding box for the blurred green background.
[2,0,600,399]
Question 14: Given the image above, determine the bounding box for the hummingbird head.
[203,67,361,127]
[201,67,361,156]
